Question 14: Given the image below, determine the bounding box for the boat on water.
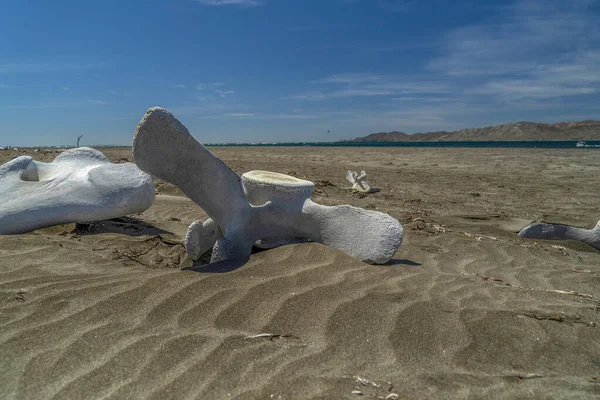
[576,141,600,148]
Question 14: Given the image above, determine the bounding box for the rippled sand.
[1,146,599,399]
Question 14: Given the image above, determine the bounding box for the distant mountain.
[346,120,600,142]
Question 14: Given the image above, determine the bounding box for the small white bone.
[518,220,600,250]
[133,107,403,264]
[346,170,371,193]
[0,147,155,234]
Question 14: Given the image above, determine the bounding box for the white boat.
[576,141,600,148]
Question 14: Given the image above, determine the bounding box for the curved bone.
[133,107,250,228]
[518,220,600,250]
[301,200,403,264]
[346,170,371,193]
[134,107,403,264]
[0,147,155,234]
[241,170,401,262]
[185,218,223,260]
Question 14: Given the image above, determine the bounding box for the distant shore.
[3,139,600,150]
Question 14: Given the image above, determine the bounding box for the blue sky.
[0,0,599,145]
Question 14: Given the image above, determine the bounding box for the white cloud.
[88,100,108,105]
[343,0,417,12]
[377,0,417,12]
[286,73,451,101]
[0,63,101,73]
[194,0,263,6]
[471,50,600,99]
[245,113,322,120]
[429,0,600,101]
[312,73,382,85]
[216,90,235,97]
[172,84,187,89]
[224,113,255,117]
[196,82,225,90]
[7,102,77,110]
[196,95,217,102]
[285,23,359,32]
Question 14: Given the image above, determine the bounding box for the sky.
[0,0,599,146]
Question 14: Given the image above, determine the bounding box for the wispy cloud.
[285,23,359,31]
[0,63,101,74]
[312,73,382,85]
[429,0,600,101]
[224,113,255,117]
[471,50,600,99]
[236,113,322,120]
[196,95,217,102]
[194,0,263,6]
[88,100,108,105]
[196,82,225,90]
[342,0,416,12]
[216,90,235,97]
[170,99,243,117]
[7,102,77,110]
[256,114,323,120]
[172,84,187,89]
[285,73,451,101]
[377,0,417,12]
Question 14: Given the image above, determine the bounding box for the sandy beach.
[1,146,599,399]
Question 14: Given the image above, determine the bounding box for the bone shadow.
[185,245,272,273]
[73,217,173,237]
[385,259,422,267]
[186,249,421,273]
[184,258,248,273]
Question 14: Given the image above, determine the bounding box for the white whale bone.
[185,218,223,260]
[195,171,402,263]
[133,108,249,228]
[346,170,357,184]
[133,107,403,264]
[518,220,600,250]
[0,147,155,234]
[346,170,371,193]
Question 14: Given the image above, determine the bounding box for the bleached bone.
[133,107,403,264]
[185,218,223,260]
[346,170,371,193]
[0,147,155,234]
[518,220,600,250]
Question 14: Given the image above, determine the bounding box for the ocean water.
[207,141,600,149]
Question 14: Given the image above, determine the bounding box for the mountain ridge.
[346,120,600,142]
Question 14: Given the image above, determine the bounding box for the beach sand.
[1,146,599,399]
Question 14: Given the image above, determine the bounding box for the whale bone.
[518,220,600,250]
[133,107,403,264]
[0,147,155,234]
[346,170,371,193]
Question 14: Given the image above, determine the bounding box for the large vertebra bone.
[518,220,600,250]
[133,107,403,264]
[0,147,155,234]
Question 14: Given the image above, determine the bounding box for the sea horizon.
[2,140,600,149]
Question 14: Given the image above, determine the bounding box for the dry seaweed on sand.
[244,333,301,341]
